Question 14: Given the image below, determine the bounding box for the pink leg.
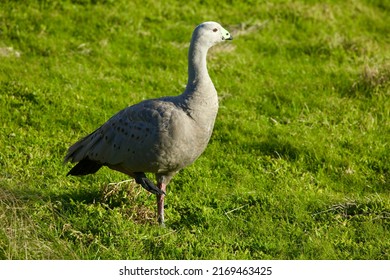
[156,183,166,226]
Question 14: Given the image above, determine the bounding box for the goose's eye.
[212,28,218,32]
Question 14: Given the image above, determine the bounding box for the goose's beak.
[223,33,233,40]
[221,27,233,41]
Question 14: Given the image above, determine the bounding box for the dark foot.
[134,173,166,195]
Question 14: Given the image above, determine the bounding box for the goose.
[64,21,233,225]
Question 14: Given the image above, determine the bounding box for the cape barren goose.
[64,21,233,225]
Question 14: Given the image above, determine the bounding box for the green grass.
[0,0,389,259]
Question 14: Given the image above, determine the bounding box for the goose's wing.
[64,99,176,171]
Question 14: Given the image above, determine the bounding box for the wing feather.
[65,98,178,173]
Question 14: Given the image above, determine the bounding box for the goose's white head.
[191,21,233,48]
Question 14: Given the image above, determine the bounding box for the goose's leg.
[156,183,166,226]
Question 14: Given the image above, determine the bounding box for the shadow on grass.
[255,139,301,161]
[245,130,302,161]
[1,178,157,225]
[169,204,209,230]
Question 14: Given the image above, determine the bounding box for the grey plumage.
[64,21,233,225]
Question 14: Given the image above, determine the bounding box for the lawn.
[0,0,389,259]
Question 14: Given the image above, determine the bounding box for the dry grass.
[100,180,156,224]
[0,189,61,259]
[0,46,21,58]
[359,64,390,89]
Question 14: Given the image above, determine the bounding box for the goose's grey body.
[64,21,233,225]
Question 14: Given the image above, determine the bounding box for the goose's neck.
[185,41,213,92]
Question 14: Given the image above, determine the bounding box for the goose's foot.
[135,172,165,195]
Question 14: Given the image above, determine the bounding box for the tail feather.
[67,158,103,176]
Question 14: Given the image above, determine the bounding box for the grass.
[0,0,389,259]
